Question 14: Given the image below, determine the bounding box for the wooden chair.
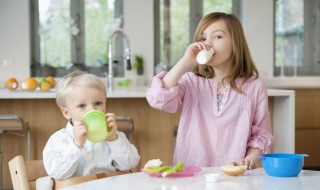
[116,116,136,172]
[116,116,134,142]
[0,115,30,189]
[8,156,46,190]
[8,155,129,190]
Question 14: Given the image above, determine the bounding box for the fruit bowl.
[258,153,309,177]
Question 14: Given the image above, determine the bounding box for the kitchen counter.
[0,87,295,154]
[263,77,320,89]
[0,86,148,99]
[0,87,295,187]
[62,167,320,190]
[0,88,292,99]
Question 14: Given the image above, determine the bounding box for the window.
[31,0,123,77]
[154,0,236,73]
[274,0,320,76]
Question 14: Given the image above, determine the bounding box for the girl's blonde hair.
[56,70,106,107]
[193,12,259,93]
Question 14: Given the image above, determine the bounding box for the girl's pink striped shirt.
[147,72,274,167]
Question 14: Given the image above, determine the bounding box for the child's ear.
[60,107,71,120]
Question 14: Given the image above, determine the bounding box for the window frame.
[274,0,320,77]
[31,0,124,77]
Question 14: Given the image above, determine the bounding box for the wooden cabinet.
[295,89,320,169]
[0,98,180,187]
[0,97,276,187]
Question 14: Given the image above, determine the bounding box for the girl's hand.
[106,113,118,141]
[73,120,87,148]
[183,42,212,65]
[230,158,257,170]
[231,148,262,170]
[162,42,212,89]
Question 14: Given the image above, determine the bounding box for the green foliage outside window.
[159,0,232,67]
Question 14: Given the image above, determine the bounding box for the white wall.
[242,0,274,78]
[0,0,274,85]
[124,0,154,85]
[0,0,30,85]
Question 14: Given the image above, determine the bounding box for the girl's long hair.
[193,12,259,93]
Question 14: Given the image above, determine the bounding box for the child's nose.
[205,42,214,48]
[87,105,96,111]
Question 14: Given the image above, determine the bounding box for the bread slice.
[144,159,163,169]
[220,165,247,176]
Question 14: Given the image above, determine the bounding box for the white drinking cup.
[196,48,214,64]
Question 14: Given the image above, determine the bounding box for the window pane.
[38,0,71,67]
[84,0,116,67]
[158,0,233,69]
[33,0,123,77]
[159,0,189,67]
[203,0,232,15]
[274,0,304,76]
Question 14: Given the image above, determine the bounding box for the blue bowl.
[258,153,309,177]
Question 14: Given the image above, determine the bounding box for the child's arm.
[231,81,273,170]
[43,127,83,179]
[107,132,140,171]
[147,42,210,113]
[73,120,87,148]
[162,42,210,89]
[104,113,140,170]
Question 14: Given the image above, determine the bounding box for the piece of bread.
[144,159,163,169]
[220,165,247,176]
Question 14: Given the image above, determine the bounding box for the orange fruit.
[40,81,51,92]
[5,78,19,91]
[46,76,55,88]
[22,77,38,91]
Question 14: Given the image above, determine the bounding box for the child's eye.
[78,104,86,109]
[199,37,206,42]
[215,35,223,40]
[95,101,103,106]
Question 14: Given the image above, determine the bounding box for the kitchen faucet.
[107,29,132,92]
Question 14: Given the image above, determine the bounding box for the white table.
[62,168,320,190]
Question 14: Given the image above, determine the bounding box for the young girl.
[43,71,140,179]
[147,12,273,169]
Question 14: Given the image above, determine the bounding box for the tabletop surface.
[61,167,320,190]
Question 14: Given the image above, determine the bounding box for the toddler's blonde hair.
[56,70,106,108]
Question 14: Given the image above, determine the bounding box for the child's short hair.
[56,70,106,108]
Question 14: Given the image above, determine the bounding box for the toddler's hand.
[106,113,118,141]
[73,120,87,148]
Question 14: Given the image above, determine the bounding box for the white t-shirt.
[43,122,140,179]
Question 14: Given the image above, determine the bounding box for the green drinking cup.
[82,110,113,142]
